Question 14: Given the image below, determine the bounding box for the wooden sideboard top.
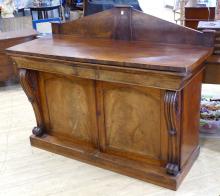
[0,29,37,41]
[7,34,212,73]
[6,6,214,74]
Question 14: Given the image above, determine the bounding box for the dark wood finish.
[164,90,181,176]
[19,69,44,136]
[204,57,220,84]
[52,6,214,47]
[198,21,220,84]
[0,29,37,82]
[185,0,216,29]
[181,70,203,167]
[7,7,214,190]
[7,36,213,73]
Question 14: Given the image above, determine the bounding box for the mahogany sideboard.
[7,6,214,190]
[0,29,36,83]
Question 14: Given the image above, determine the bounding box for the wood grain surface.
[103,83,161,159]
[7,35,212,73]
[39,73,98,147]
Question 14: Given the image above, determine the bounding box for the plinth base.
[30,134,200,190]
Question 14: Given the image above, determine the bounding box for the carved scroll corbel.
[19,69,44,136]
[164,91,180,176]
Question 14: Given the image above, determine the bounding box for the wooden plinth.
[30,134,200,190]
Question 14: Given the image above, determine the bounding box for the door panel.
[102,82,161,160]
[40,73,98,147]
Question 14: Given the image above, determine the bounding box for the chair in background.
[70,0,83,10]
[30,4,62,20]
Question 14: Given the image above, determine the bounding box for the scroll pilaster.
[164,91,181,176]
[19,69,44,136]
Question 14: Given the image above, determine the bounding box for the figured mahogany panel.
[180,70,203,167]
[102,83,161,160]
[39,73,98,146]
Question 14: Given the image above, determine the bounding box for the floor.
[202,84,220,98]
[0,84,220,196]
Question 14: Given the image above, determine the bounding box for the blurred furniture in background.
[17,8,26,16]
[14,0,26,16]
[70,0,83,10]
[0,16,33,31]
[32,17,61,33]
[185,0,216,29]
[0,29,36,83]
[198,20,220,84]
[0,16,36,83]
[30,4,62,20]
[83,0,142,16]
[173,0,186,25]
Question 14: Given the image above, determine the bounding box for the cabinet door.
[39,72,98,148]
[98,82,165,165]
